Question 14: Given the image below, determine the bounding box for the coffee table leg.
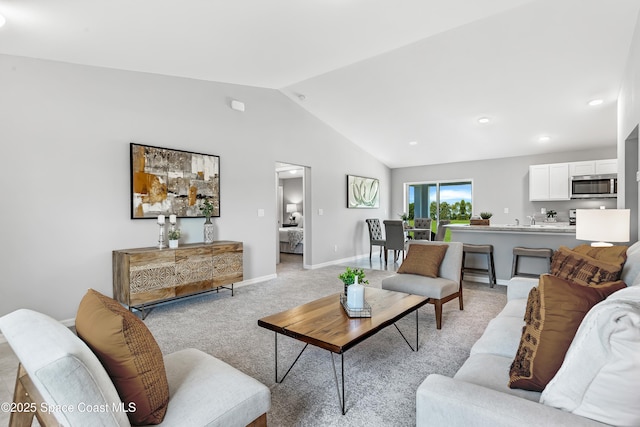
[393,308,420,351]
[330,352,346,415]
[274,332,309,383]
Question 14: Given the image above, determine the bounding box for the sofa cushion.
[455,353,541,402]
[508,275,626,391]
[397,244,448,278]
[470,315,525,358]
[540,286,640,426]
[76,289,169,425]
[550,246,624,286]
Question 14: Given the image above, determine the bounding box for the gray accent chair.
[365,218,386,260]
[382,240,463,329]
[383,220,407,264]
[413,218,432,240]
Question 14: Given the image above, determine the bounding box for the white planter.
[169,239,179,249]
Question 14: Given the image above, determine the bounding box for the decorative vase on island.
[204,218,214,244]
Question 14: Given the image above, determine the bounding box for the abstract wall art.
[347,174,380,208]
[130,143,220,219]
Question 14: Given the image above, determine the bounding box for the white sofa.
[416,242,640,427]
[0,309,270,427]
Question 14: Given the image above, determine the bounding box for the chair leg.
[369,243,373,260]
[458,286,464,311]
[434,300,443,330]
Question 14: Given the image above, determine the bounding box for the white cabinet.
[595,159,617,174]
[569,159,617,176]
[529,163,569,201]
[569,161,595,176]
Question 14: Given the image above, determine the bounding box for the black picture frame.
[130,143,220,219]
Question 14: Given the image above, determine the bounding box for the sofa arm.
[416,375,606,427]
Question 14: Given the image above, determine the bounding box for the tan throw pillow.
[550,246,624,287]
[76,289,169,425]
[397,244,448,278]
[572,244,628,269]
[509,275,626,391]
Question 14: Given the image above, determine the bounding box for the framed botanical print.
[347,174,380,208]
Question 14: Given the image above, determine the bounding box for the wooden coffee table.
[258,287,429,414]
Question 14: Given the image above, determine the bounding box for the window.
[407,180,473,224]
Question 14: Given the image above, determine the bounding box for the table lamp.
[576,208,630,247]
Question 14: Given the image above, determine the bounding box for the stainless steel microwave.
[570,174,617,199]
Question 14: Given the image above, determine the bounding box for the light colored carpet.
[145,259,507,427]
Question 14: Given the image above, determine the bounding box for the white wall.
[618,9,640,224]
[1,54,390,321]
[391,147,617,225]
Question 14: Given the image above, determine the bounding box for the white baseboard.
[306,254,368,270]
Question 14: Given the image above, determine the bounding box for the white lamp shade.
[286,203,297,213]
[576,209,630,246]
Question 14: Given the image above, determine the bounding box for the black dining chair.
[365,219,386,260]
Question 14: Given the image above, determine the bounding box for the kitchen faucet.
[515,218,519,226]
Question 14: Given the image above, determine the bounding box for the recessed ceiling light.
[409,141,418,146]
[539,135,551,143]
[289,170,297,174]
[0,14,6,28]
[478,117,490,124]
[588,99,603,106]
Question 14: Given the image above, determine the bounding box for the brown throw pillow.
[76,289,169,425]
[550,246,624,287]
[397,244,448,278]
[509,275,626,391]
[572,244,628,269]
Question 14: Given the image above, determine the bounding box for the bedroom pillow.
[397,244,448,278]
[550,246,624,287]
[509,274,626,391]
[540,286,640,426]
[76,289,169,425]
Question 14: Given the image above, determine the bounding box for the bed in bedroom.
[279,226,304,254]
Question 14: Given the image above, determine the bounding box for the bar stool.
[461,244,496,287]
[511,247,554,278]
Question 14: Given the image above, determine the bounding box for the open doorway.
[275,162,307,271]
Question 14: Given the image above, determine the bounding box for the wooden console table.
[113,241,243,317]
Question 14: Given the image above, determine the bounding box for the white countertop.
[446,222,576,234]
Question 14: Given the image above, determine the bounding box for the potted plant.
[398,212,410,228]
[546,209,557,222]
[338,267,369,295]
[168,228,181,248]
[471,212,492,226]
[200,199,215,243]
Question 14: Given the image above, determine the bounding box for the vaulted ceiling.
[0,0,638,167]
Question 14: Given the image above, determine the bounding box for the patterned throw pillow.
[509,274,626,391]
[550,246,624,286]
[397,244,448,278]
[571,244,628,269]
[76,289,169,425]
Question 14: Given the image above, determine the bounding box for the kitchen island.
[446,223,580,284]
